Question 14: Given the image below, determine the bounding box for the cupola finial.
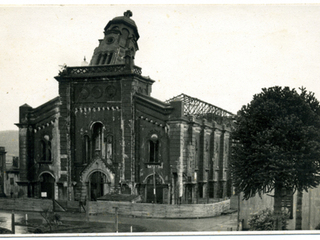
[124,10,132,18]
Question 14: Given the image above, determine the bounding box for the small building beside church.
[15,11,234,204]
[0,147,6,197]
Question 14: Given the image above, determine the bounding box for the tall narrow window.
[149,134,159,163]
[40,140,46,161]
[101,54,108,65]
[106,53,113,64]
[40,135,52,162]
[195,139,198,169]
[96,54,102,65]
[12,157,19,168]
[47,141,51,161]
[92,122,103,158]
[83,135,90,164]
[106,135,113,163]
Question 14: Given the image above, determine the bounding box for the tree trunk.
[295,190,303,230]
[274,182,283,230]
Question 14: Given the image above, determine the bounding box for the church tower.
[55,10,154,201]
[90,10,139,66]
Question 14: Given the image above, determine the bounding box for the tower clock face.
[106,85,117,98]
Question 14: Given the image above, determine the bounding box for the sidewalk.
[11,210,238,232]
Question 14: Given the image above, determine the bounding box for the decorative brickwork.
[16,11,234,206]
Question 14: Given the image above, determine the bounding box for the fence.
[0,197,230,219]
[88,199,230,218]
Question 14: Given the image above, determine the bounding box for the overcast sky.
[1,4,320,130]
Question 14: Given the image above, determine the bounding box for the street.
[0,210,238,234]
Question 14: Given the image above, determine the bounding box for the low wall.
[88,199,230,218]
[0,198,53,212]
[0,197,230,219]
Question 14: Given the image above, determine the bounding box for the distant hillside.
[0,130,19,162]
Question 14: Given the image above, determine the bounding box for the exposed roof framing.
[166,93,234,119]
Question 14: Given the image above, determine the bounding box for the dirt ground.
[0,210,238,234]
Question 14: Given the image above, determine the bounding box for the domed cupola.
[89,10,140,66]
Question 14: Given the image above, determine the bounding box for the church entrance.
[80,158,114,202]
[145,174,164,204]
[88,171,107,201]
[40,173,55,199]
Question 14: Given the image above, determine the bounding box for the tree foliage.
[231,86,320,200]
[248,208,289,230]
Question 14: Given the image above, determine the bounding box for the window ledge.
[38,161,53,164]
[144,162,162,166]
[144,162,163,169]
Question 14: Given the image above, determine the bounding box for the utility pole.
[11,211,15,234]
[153,165,156,203]
[237,193,240,231]
[114,207,118,233]
[52,182,55,212]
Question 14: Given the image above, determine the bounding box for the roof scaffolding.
[166,94,235,123]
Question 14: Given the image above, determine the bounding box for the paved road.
[0,210,238,233]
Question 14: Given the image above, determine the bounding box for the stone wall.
[88,199,230,218]
[0,198,53,212]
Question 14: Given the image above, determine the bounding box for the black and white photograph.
[1,3,320,238]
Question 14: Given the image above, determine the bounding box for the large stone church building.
[16,11,234,204]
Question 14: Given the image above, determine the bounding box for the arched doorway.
[39,173,55,199]
[80,158,115,202]
[145,174,164,204]
[88,171,108,201]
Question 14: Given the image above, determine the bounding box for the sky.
[1,4,320,130]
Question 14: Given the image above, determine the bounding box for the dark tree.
[231,86,320,230]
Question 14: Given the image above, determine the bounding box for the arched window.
[101,54,108,64]
[40,135,51,162]
[105,135,113,163]
[106,52,113,65]
[47,141,51,161]
[149,134,159,163]
[83,135,90,164]
[122,28,129,40]
[96,54,102,65]
[92,122,104,158]
[40,140,46,161]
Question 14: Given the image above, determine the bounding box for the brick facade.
[16,11,234,204]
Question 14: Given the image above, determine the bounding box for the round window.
[106,37,115,44]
